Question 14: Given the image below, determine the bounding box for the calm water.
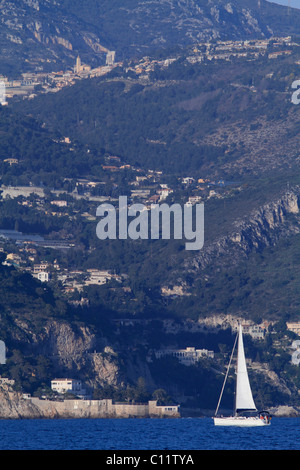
[0,417,299,450]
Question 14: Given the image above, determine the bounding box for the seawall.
[0,388,180,419]
[28,397,180,419]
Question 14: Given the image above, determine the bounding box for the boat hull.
[214,416,270,427]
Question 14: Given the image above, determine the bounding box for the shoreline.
[180,405,300,418]
[0,387,299,419]
[0,414,300,420]
[0,405,299,420]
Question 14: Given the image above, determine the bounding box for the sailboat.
[214,324,271,426]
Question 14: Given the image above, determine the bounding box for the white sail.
[235,325,256,412]
[214,324,271,426]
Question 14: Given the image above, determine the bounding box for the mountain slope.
[1,0,300,74]
[58,0,300,55]
[10,43,300,322]
[15,50,300,177]
[0,0,109,75]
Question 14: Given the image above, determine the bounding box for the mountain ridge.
[1,0,300,74]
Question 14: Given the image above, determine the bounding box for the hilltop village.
[0,35,296,101]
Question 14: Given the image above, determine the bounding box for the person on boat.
[259,413,271,423]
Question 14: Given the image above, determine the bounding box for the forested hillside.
[14,51,300,177]
[8,45,300,322]
[0,106,110,187]
[0,0,300,410]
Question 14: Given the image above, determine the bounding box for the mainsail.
[214,324,271,426]
[235,325,256,413]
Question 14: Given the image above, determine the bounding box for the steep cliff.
[195,187,300,270]
[25,320,126,389]
[0,0,109,73]
[154,185,300,321]
[0,385,42,419]
[60,0,300,56]
[4,316,157,394]
[164,187,300,285]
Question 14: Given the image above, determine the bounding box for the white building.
[51,200,67,207]
[85,269,112,286]
[106,51,116,66]
[34,262,49,273]
[34,271,49,282]
[291,349,300,365]
[0,79,8,106]
[186,195,202,207]
[232,321,267,340]
[182,177,195,185]
[154,347,214,365]
[51,378,86,397]
[241,323,266,340]
[158,188,173,201]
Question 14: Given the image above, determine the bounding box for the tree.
[152,388,172,405]
[134,377,150,403]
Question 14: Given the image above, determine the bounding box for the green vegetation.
[1,50,299,326]
[0,40,299,407]
[14,52,299,178]
[0,106,106,186]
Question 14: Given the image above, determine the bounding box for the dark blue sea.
[0,417,299,450]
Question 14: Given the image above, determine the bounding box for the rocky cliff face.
[0,385,40,418]
[36,320,126,389]
[0,0,109,73]
[1,0,299,74]
[61,0,300,57]
[7,317,154,392]
[200,187,299,264]
[175,187,300,283]
[159,186,300,298]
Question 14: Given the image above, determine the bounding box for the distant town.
[0,161,241,295]
[0,33,298,318]
[0,35,297,104]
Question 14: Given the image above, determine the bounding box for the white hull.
[214,416,270,427]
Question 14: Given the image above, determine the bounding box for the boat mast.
[234,326,240,416]
[214,330,238,417]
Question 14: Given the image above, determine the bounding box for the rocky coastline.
[0,386,298,419]
[0,386,180,419]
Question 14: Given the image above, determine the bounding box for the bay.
[0,417,299,450]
